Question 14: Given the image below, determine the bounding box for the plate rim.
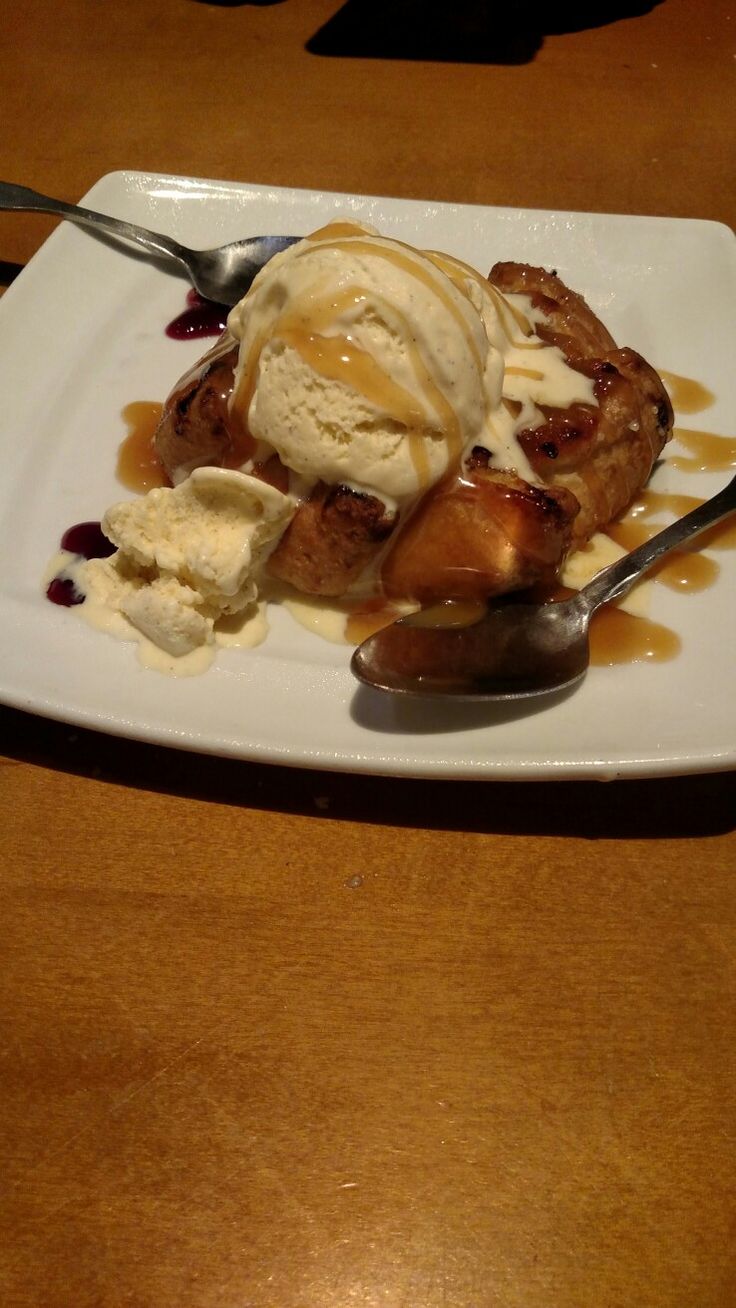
[1,169,735,781]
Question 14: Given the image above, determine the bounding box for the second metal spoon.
[352,472,736,700]
[0,181,299,304]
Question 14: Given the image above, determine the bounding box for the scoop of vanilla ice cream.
[227,222,507,505]
[79,468,295,656]
[227,223,599,505]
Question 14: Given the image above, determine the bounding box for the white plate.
[0,171,734,780]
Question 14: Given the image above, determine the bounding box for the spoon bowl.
[352,594,591,700]
[352,472,736,700]
[0,181,299,304]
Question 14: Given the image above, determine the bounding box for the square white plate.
[1,171,734,780]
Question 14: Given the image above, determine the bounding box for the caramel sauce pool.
[660,370,715,414]
[116,402,167,492]
[670,428,736,473]
[527,584,680,667]
[588,607,681,665]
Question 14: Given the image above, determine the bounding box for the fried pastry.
[488,263,673,544]
[151,239,673,610]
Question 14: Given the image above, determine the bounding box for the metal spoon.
[0,181,299,305]
[352,472,736,700]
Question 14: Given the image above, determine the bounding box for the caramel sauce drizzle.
[585,375,732,657]
[297,233,485,371]
[484,280,537,342]
[373,363,728,661]
[276,320,444,489]
[525,584,682,667]
[701,518,736,550]
[232,227,578,500]
[605,520,720,592]
[277,326,425,428]
[659,370,715,414]
[305,221,369,242]
[628,489,704,519]
[505,366,545,381]
[624,490,736,552]
[670,427,736,473]
[348,589,681,666]
[426,250,539,346]
[116,401,167,492]
[588,607,681,666]
[232,245,475,491]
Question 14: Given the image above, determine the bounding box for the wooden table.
[2,2,735,1304]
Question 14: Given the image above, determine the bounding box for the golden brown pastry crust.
[154,340,247,482]
[516,347,672,542]
[489,263,673,543]
[267,483,397,596]
[489,260,618,358]
[382,466,579,603]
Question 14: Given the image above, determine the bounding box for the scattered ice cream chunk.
[79,467,295,656]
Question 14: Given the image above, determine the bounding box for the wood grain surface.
[1,2,735,1305]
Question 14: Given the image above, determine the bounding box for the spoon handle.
[581,471,736,613]
[0,181,191,266]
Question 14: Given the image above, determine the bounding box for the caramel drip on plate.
[588,607,681,666]
[700,518,736,550]
[116,401,167,492]
[625,490,736,550]
[606,520,720,592]
[669,428,736,473]
[628,489,705,519]
[660,370,715,414]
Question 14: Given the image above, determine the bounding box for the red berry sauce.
[166,289,229,340]
[46,521,116,607]
[60,522,115,558]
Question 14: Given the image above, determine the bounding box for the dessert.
[59,220,673,666]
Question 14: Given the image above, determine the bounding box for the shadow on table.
[0,261,23,289]
[306,0,664,64]
[2,705,734,841]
